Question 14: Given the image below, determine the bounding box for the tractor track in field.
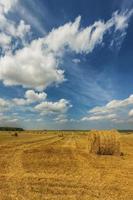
[0,135,66,199]
[6,135,65,177]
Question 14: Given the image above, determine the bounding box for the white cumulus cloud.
[0,98,10,111]
[0,38,64,90]
[128,109,133,117]
[81,94,133,124]
[13,90,47,105]
[35,99,72,115]
[0,0,31,54]
[82,114,117,121]
[0,0,18,13]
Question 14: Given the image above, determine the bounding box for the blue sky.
[0,0,133,129]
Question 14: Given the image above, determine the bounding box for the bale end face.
[89,130,121,156]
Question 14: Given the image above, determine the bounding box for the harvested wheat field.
[0,131,133,200]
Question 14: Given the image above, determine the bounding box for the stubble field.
[0,131,133,200]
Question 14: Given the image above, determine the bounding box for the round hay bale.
[11,132,18,137]
[58,133,63,137]
[89,130,120,155]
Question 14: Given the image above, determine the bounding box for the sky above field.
[0,0,133,129]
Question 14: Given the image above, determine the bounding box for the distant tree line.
[0,127,24,131]
[118,130,133,134]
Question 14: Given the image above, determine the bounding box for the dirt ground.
[0,131,132,200]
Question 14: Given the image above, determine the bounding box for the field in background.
[0,131,133,200]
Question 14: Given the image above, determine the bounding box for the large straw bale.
[89,130,120,155]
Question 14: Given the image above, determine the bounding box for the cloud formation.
[0,95,71,128]
[13,90,47,106]
[0,98,10,111]
[0,7,132,90]
[81,94,133,124]
[0,38,65,90]
[0,0,18,13]
[35,99,72,115]
[128,109,133,117]
[0,0,30,54]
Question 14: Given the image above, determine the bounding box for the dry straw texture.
[89,130,121,155]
